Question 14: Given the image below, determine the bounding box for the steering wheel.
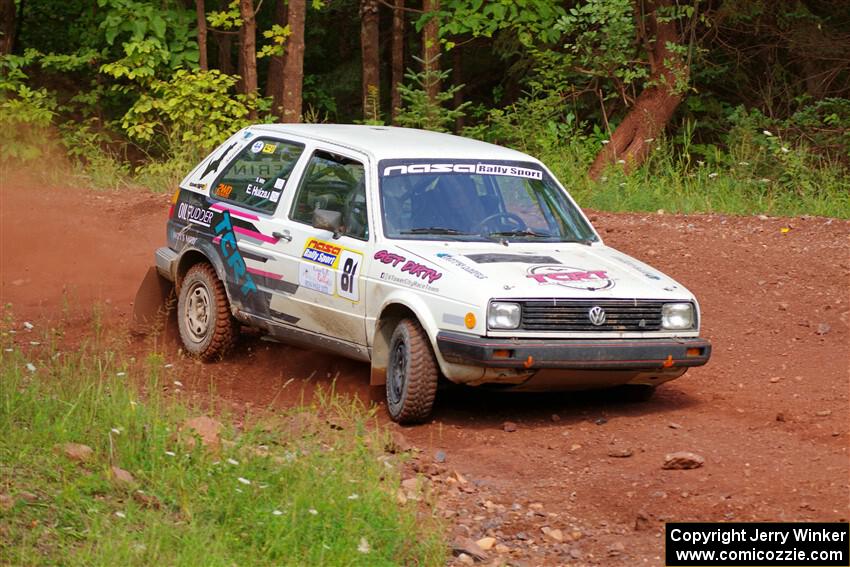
[473,212,528,234]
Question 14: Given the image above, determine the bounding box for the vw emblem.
[588,306,607,326]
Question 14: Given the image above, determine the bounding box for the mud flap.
[131,267,176,335]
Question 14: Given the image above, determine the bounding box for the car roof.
[250,124,538,163]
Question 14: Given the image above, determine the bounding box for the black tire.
[177,263,238,361]
[386,318,439,424]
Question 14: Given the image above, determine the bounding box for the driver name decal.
[526,265,614,291]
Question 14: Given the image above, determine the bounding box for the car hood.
[396,241,693,302]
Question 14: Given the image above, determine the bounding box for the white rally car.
[155,124,710,423]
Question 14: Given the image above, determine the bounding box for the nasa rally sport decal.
[526,265,614,291]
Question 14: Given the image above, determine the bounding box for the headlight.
[488,302,521,330]
[662,303,695,330]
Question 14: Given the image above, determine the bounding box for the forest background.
[1,0,848,217]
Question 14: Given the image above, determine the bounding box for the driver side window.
[290,150,369,240]
[211,138,304,213]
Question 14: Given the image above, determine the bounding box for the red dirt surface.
[2,174,848,565]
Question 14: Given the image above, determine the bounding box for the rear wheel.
[177,263,238,360]
[386,319,438,424]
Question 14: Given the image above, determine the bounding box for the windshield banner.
[380,159,543,180]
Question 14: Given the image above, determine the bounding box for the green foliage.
[550,0,645,86]
[98,0,199,83]
[463,90,589,157]
[0,317,446,566]
[120,69,267,155]
[395,57,469,132]
[0,86,57,162]
[0,53,58,162]
[57,119,132,190]
[435,0,566,45]
[258,24,292,59]
[207,0,242,30]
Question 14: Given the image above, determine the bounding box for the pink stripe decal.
[212,236,221,244]
[233,226,278,243]
[246,267,284,280]
[210,202,260,221]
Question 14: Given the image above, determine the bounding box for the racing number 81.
[340,258,357,294]
[337,251,361,301]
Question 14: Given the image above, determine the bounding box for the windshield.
[378,159,598,243]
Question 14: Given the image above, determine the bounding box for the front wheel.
[386,319,438,424]
[177,263,238,361]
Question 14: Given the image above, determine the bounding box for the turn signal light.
[464,312,476,329]
[493,349,513,359]
[168,188,180,219]
[686,347,703,357]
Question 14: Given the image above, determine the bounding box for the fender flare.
[369,291,447,386]
[174,243,236,306]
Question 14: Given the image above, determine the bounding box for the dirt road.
[2,174,848,566]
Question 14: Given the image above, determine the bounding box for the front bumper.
[436,332,711,370]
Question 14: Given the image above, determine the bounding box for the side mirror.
[312,208,343,239]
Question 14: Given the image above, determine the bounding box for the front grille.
[519,299,666,332]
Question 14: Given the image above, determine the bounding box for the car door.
[264,145,372,346]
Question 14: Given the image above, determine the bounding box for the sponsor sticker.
[270,191,281,203]
[474,163,542,180]
[436,253,487,279]
[176,202,214,228]
[215,183,233,198]
[251,141,265,153]
[299,264,335,295]
[300,239,363,301]
[374,250,443,285]
[261,143,277,154]
[611,255,661,280]
[273,178,285,190]
[382,162,542,180]
[526,265,614,291]
[302,238,342,267]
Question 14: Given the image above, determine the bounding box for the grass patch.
[0,322,444,566]
[538,136,850,220]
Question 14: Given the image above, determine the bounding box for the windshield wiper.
[487,229,552,238]
[561,237,596,246]
[401,227,472,235]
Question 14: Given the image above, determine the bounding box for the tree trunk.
[588,0,688,179]
[360,0,380,121]
[452,45,463,131]
[195,0,208,71]
[281,0,306,123]
[422,0,440,103]
[0,0,15,55]
[390,0,404,124]
[266,0,288,118]
[215,31,234,75]
[238,0,258,117]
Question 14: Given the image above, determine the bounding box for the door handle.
[272,230,292,242]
